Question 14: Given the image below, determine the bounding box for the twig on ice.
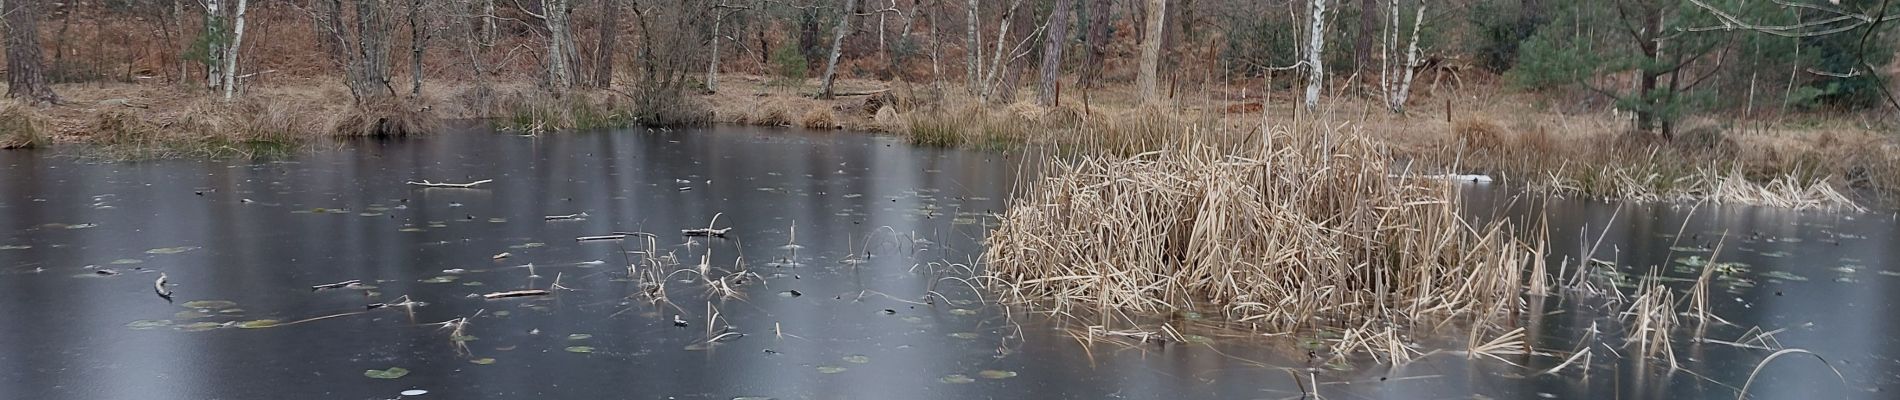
[406,179,494,188]
[482,289,552,299]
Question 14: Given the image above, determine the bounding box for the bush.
[0,102,48,149]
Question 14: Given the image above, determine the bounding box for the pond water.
[0,126,1895,399]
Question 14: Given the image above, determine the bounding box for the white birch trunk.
[1302,0,1327,110]
[205,0,223,90]
[818,0,858,98]
[221,0,248,101]
[707,6,722,92]
[965,0,980,91]
[1136,0,1164,102]
[1387,1,1424,113]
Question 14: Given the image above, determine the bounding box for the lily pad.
[978,370,1018,379]
[469,358,496,365]
[565,346,595,353]
[0,245,30,250]
[126,319,173,330]
[450,335,478,343]
[236,319,281,329]
[842,355,871,364]
[948,332,979,339]
[421,275,460,283]
[174,310,212,320]
[815,366,848,374]
[182,300,238,309]
[400,389,428,396]
[145,246,200,255]
[364,367,411,379]
[939,374,975,384]
[567,334,593,340]
[948,308,976,316]
[109,259,144,265]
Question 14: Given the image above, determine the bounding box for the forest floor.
[6,75,1897,207]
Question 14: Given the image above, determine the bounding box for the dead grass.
[800,108,837,130]
[983,122,1545,362]
[0,101,50,149]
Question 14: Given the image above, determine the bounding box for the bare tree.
[1137,0,1165,102]
[597,0,623,87]
[541,0,577,94]
[313,0,398,103]
[205,0,225,89]
[407,0,428,96]
[1077,0,1110,88]
[1302,0,1328,109]
[1353,0,1378,74]
[3,0,59,104]
[1035,0,1073,106]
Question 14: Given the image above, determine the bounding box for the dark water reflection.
[0,126,1895,399]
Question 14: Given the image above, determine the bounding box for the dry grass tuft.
[0,101,50,149]
[801,108,838,130]
[985,124,1544,361]
[1452,117,1507,152]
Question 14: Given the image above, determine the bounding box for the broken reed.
[983,124,1545,360]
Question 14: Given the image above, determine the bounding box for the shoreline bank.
[3,76,1894,209]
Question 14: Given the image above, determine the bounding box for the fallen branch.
[481,289,552,299]
[311,279,362,291]
[576,234,628,241]
[406,179,494,188]
[154,273,173,300]
[545,212,589,220]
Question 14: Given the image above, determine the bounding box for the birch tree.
[205,0,225,90]
[1136,0,1165,102]
[1302,0,1328,109]
[1035,0,1073,106]
[965,0,981,91]
[3,0,59,104]
[1380,0,1424,113]
[221,0,250,101]
[818,0,859,98]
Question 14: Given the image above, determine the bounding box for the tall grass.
[984,123,1545,361]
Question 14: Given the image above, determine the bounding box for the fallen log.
[482,289,553,299]
[544,212,588,221]
[576,234,628,241]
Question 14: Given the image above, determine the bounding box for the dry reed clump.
[800,108,838,130]
[1452,117,1507,152]
[984,125,1545,362]
[0,101,50,149]
[336,98,442,137]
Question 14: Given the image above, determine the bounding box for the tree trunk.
[1302,0,1328,109]
[596,0,621,87]
[222,0,249,101]
[1383,0,1423,113]
[818,0,858,98]
[351,0,395,103]
[1035,0,1073,106]
[1136,0,1165,102]
[1077,0,1109,88]
[1353,0,1377,74]
[481,0,497,45]
[408,0,426,96]
[965,0,980,91]
[205,0,225,90]
[705,2,721,91]
[544,0,576,94]
[3,0,58,104]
